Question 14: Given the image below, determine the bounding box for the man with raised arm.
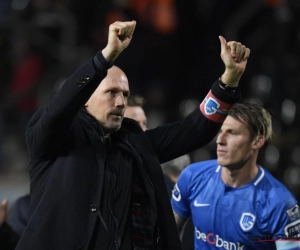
[16,20,250,250]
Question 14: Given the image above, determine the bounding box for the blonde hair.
[228,103,273,141]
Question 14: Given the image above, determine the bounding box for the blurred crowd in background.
[0,0,300,208]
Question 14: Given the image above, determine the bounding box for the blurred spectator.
[124,95,148,131]
[0,199,20,250]
[0,194,31,249]
[7,194,30,237]
[162,154,191,195]
[8,47,45,141]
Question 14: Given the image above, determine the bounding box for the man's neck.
[221,163,259,187]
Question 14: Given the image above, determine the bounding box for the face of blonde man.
[124,106,147,131]
[216,115,264,170]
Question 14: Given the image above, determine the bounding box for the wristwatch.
[218,77,239,90]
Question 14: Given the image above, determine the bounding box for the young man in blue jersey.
[172,103,300,250]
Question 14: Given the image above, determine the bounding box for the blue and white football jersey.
[171,160,300,250]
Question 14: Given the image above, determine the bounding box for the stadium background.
[0,0,300,209]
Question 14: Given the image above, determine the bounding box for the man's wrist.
[101,46,120,63]
[93,51,114,77]
[218,76,239,90]
[221,70,242,87]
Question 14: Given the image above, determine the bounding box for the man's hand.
[0,199,8,227]
[219,36,250,87]
[102,21,137,63]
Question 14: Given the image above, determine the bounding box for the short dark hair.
[127,95,146,107]
[228,103,273,141]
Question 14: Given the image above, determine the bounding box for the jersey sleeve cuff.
[171,200,190,219]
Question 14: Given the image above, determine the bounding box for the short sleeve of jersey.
[171,160,217,219]
[171,167,192,219]
[274,200,300,249]
[275,202,300,239]
[270,187,300,239]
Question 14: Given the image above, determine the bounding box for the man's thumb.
[219,35,227,53]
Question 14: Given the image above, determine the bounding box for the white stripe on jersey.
[254,167,265,186]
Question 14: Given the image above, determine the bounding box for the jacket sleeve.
[26,52,112,158]
[145,80,241,163]
[0,222,20,250]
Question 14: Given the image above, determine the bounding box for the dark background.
[0,0,299,205]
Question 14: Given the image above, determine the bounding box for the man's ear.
[253,135,265,149]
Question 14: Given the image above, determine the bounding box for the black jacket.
[16,52,240,250]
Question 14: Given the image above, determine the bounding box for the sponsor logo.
[248,234,300,243]
[204,97,220,115]
[285,220,300,238]
[194,200,210,207]
[172,183,181,202]
[286,205,300,221]
[240,213,256,231]
[195,227,245,250]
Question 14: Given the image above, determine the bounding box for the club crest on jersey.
[172,183,181,202]
[240,213,256,231]
[204,97,220,115]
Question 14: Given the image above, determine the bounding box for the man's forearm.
[173,211,188,239]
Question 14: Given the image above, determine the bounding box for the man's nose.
[115,94,126,107]
[216,132,225,145]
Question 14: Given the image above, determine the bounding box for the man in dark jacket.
[6,194,30,236]
[16,21,250,249]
